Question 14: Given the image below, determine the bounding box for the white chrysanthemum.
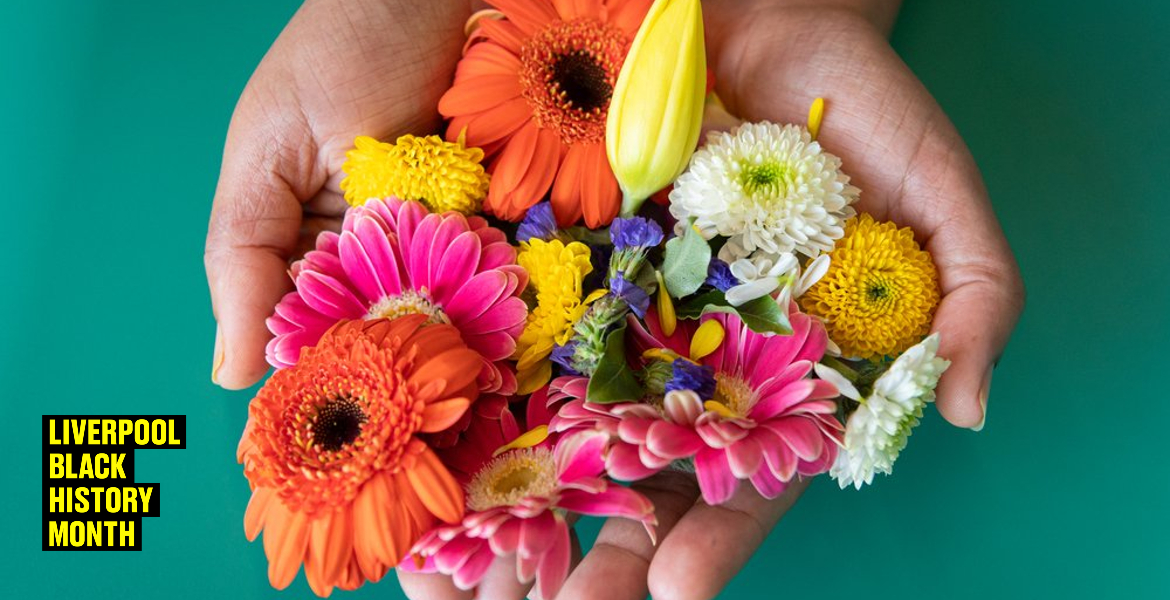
[830,333,950,490]
[668,121,859,262]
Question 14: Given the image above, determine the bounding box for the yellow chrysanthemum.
[513,239,597,394]
[800,214,940,359]
[339,133,490,215]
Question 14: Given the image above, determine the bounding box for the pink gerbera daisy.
[553,309,844,504]
[411,405,656,599]
[266,198,529,395]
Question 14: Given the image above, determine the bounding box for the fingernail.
[211,325,225,385]
[971,367,993,432]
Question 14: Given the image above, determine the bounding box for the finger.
[397,569,474,600]
[205,102,327,389]
[557,471,700,600]
[475,553,533,600]
[909,128,1023,430]
[648,477,809,600]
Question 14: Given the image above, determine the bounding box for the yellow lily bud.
[606,0,706,216]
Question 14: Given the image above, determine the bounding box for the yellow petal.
[493,425,550,457]
[703,400,737,419]
[689,319,725,360]
[606,0,707,213]
[807,97,825,140]
[655,270,677,336]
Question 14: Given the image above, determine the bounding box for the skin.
[206,0,1024,598]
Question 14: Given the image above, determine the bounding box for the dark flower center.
[866,282,890,302]
[552,50,612,112]
[313,397,367,451]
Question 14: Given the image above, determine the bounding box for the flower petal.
[694,447,738,505]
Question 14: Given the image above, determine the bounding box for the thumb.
[205,102,324,390]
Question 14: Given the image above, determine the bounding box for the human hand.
[560,4,1024,600]
[205,0,470,389]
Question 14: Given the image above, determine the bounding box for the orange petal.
[607,0,655,36]
[463,98,533,150]
[244,487,274,541]
[262,502,310,590]
[491,0,558,34]
[419,397,472,433]
[405,447,465,524]
[439,75,523,117]
[352,475,395,574]
[477,18,528,54]
[580,143,621,227]
[383,473,419,563]
[410,348,481,399]
[307,508,354,593]
[506,127,564,213]
[553,0,601,20]
[457,42,522,80]
[551,143,589,226]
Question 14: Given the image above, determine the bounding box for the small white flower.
[830,333,951,490]
[724,253,831,308]
[725,254,796,306]
[669,121,859,262]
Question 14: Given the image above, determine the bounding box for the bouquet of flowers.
[236,0,950,596]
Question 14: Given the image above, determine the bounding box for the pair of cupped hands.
[205,0,1023,598]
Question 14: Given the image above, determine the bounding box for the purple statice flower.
[516,202,558,242]
[705,259,738,292]
[664,359,716,400]
[609,274,650,318]
[550,342,581,375]
[609,217,664,250]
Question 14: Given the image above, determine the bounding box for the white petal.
[814,363,861,400]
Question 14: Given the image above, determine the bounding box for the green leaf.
[586,326,645,404]
[676,291,792,335]
[732,296,793,335]
[661,222,711,298]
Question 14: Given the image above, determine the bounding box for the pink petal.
[555,432,606,483]
[605,443,662,481]
[459,297,528,336]
[663,390,704,425]
[531,518,571,600]
[749,469,789,499]
[295,271,366,318]
[432,230,482,302]
[760,430,799,481]
[478,241,519,272]
[645,421,704,459]
[339,216,403,302]
[488,518,522,555]
[750,379,817,421]
[518,511,556,561]
[617,417,653,445]
[765,417,825,462]
[451,543,496,590]
[726,436,763,479]
[695,447,738,505]
[556,487,654,523]
[434,536,483,574]
[445,271,511,323]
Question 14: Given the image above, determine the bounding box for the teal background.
[2,0,1167,598]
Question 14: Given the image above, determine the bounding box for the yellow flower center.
[339,134,489,214]
[365,289,450,325]
[466,447,558,511]
[800,214,940,359]
[704,374,756,419]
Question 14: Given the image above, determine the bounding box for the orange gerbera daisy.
[439,0,653,227]
[237,316,480,596]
